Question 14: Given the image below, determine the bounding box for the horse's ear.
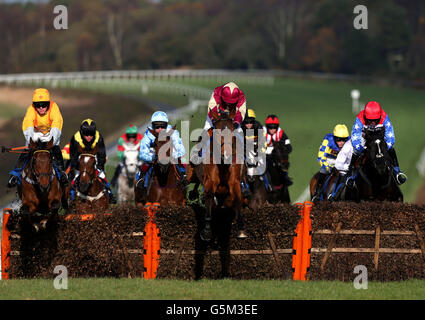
[92,145,98,155]
[168,125,176,136]
[148,127,157,137]
[77,144,83,154]
[229,107,236,119]
[29,138,37,150]
[211,110,220,122]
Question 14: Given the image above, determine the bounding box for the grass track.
[1,279,424,300]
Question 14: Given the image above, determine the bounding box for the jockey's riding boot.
[52,146,69,187]
[7,152,28,188]
[110,163,122,188]
[135,169,147,190]
[103,181,117,204]
[312,172,327,202]
[328,173,344,201]
[388,148,407,185]
[176,164,189,189]
[241,179,252,199]
[282,170,293,186]
[345,152,361,189]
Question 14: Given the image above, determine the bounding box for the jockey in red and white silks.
[203,82,247,130]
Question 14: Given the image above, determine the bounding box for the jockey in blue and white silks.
[136,111,188,191]
[346,101,407,187]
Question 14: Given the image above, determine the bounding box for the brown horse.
[134,126,186,208]
[18,138,66,231]
[72,145,109,212]
[200,110,247,241]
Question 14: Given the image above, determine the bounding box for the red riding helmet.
[265,114,280,126]
[364,101,382,120]
[221,82,241,104]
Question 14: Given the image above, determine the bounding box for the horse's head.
[363,126,391,175]
[271,140,290,172]
[29,137,54,194]
[77,145,98,193]
[123,142,140,178]
[149,125,175,174]
[210,110,237,163]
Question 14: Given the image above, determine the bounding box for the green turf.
[0,278,424,300]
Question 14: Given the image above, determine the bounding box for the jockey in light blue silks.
[135,111,188,193]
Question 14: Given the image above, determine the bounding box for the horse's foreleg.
[200,191,214,242]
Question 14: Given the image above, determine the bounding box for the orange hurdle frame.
[292,201,313,281]
[1,209,12,280]
[143,202,161,279]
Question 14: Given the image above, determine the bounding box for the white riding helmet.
[151,111,169,123]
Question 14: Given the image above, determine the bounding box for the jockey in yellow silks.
[7,88,69,188]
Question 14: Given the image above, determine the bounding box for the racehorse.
[200,110,247,241]
[352,126,403,201]
[309,170,356,202]
[244,136,267,210]
[134,126,186,208]
[18,138,67,231]
[117,141,140,203]
[72,145,110,212]
[266,140,291,203]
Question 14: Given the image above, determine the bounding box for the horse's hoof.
[40,219,48,230]
[32,223,40,233]
[237,230,248,239]
[200,227,212,242]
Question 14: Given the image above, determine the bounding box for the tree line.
[1,0,425,80]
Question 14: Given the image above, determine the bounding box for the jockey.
[312,124,350,201]
[203,82,247,130]
[69,119,117,204]
[263,114,292,152]
[241,109,271,193]
[110,124,143,188]
[346,101,407,187]
[7,88,68,188]
[135,111,188,193]
[263,114,293,186]
[61,142,71,172]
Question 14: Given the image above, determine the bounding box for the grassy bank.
[1,278,424,300]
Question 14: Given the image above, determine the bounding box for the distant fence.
[0,69,275,87]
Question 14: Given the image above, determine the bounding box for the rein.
[24,149,55,186]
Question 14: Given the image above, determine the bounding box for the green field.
[1,278,424,300]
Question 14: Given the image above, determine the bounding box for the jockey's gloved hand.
[50,127,61,145]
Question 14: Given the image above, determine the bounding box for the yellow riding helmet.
[247,109,256,119]
[32,88,50,102]
[333,124,349,138]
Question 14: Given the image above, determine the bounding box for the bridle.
[78,153,97,186]
[23,149,55,189]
